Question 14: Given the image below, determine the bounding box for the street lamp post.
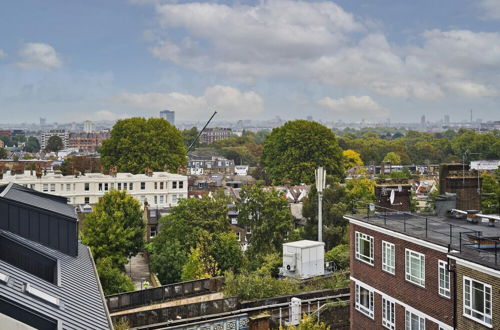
[315,167,326,242]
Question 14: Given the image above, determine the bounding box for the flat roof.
[284,240,325,248]
[346,212,500,271]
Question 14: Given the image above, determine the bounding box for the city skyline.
[1,1,500,123]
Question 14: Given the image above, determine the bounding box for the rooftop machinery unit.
[282,240,325,279]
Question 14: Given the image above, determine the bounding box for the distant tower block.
[160,110,175,125]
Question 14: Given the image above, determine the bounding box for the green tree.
[45,135,64,152]
[223,271,299,300]
[261,120,344,184]
[481,172,500,214]
[237,185,293,258]
[181,243,219,281]
[211,232,244,273]
[100,117,186,174]
[325,244,349,270]
[95,257,135,295]
[343,149,363,170]
[383,152,401,165]
[150,196,230,284]
[150,239,187,284]
[182,127,199,149]
[24,136,41,153]
[281,314,330,330]
[82,190,145,268]
[0,135,12,147]
[0,148,7,159]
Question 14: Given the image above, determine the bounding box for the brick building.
[375,183,412,212]
[439,164,481,210]
[67,132,110,153]
[346,207,500,329]
[200,127,232,144]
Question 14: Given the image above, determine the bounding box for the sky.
[1,0,500,124]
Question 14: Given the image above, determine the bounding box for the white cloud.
[147,1,500,100]
[478,0,500,20]
[0,49,6,59]
[318,96,389,118]
[17,43,62,70]
[114,85,264,120]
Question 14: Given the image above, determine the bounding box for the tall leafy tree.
[82,190,145,268]
[24,136,41,152]
[96,257,135,295]
[150,196,230,283]
[343,149,363,170]
[45,135,64,152]
[383,152,401,165]
[261,120,344,184]
[481,172,500,214]
[100,117,186,174]
[237,184,293,257]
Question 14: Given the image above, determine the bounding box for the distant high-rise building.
[39,117,46,127]
[444,115,450,125]
[420,115,426,127]
[83,120,95,133]
[160,110,175,125]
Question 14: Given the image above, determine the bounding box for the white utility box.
[282,240,325,279]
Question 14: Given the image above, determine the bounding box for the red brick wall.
[350,222,454,329]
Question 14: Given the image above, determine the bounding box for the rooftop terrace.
[345,206,500,270]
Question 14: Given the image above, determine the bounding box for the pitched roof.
[0,183,76,219]
[0,230,111,329]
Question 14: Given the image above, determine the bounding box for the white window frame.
[50,183,55,192]
[438,260,450,298]
[382,241,395,274]
[382,297,396,329]
[355,231,374,266]
[405,249,425,287]
[463,276,492,327]
[405,310,425,330]
[355,283,374,319]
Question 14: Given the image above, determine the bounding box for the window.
[84,197,90,204]
[438,260,450,298]
[405,249,425,287]
[141,182,146,190]
[463,276,492,326]
[104,183,109,191]
[382,298,395,329]
[382,241,395,274]
[98,183,103,191]
[160,182,164,189]
[179,181,184,189]
[154,182,157,190]
[159,195,164,204]
[66,183,71,191]
[50,184,55,192]
[172,194,177,204]
[118,183,122,190]
[129,183,133,190]
[405,310,425,330]
[154,196,158,204]
[172,181,177,189]
[150,225,157,238]
[355,232,374,265]
[43,184,48,192]
[355,283,374,318]
[123,183,127,191]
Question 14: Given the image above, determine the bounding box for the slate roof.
[0,229,112,329]
[0,183,76,219]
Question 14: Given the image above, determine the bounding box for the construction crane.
[187,111,217,153]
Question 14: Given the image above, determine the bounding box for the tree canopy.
[261,120,344,184]
[343,149,363,169]
[237,184,293,258]
[24,136,41,153]
[45,135,64,152]
[100,117,186,174]
[82,190,145,268]
[96,257,135,295]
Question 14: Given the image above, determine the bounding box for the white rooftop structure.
[470,160,500,171]
[282,240,325,279]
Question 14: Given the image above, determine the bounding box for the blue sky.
[1,0,499,123]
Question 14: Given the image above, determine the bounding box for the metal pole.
[318,191,323,242]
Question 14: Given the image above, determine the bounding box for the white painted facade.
[0,171,188,207]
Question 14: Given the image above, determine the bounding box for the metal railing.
[353,203,500,266]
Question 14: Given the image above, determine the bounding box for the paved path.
[125,252,151,290]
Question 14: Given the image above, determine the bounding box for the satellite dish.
[390,189,395,205]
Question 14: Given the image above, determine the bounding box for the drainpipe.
[447,244,457,330]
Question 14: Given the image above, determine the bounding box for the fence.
[106,277,224,313]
